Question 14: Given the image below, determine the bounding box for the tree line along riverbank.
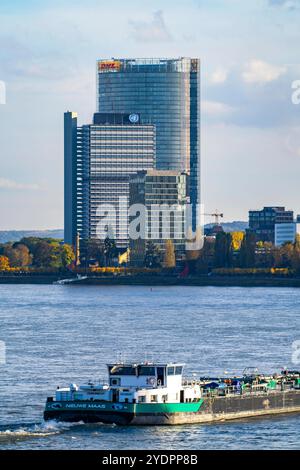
[1,233,300,286]
[1,271,300,287]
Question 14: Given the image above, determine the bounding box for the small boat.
[54,274,88,285]
[44,361,300,425]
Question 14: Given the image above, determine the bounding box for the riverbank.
[1,273,300,287]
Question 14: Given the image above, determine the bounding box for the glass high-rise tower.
[97,58,200,228]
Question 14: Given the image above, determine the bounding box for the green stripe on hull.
[134,400,203,414]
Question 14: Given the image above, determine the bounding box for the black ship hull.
[44,390,300,425]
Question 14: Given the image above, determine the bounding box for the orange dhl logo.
[99,61,121,71]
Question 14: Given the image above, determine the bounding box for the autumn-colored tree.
[22,238,72,269]
[32,241,54,267]
[20,237,51,255]
[0,238,74,271]
[164,240,176,268]
[271,243,288,268]
[60,244,75,268]
[4,243,32,267]
[231,232,244,251]
[280,242,294,268]
[291,242,300,273]
[0,255,10,271]
[271,242,300,270]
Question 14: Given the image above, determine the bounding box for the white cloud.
[202,100,235,117]
[242,60,286,84]
[210,67,228,84]
[129,10,172,43]
[0,178,40,191]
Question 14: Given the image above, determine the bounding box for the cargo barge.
[44,362,300,425]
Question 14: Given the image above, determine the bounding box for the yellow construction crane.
[204,210,224,225]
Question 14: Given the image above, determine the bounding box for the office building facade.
[64,112,155,247]
[248,206,294,242]
[275,223,300,246]
[129,170,187,266]
[97,58,200,228]
[64,111,79,246]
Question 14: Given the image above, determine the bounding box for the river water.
[0,284,299,449]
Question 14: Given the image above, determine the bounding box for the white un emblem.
[129,113,139,123]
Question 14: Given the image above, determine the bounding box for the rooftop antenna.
[117,351,122,364]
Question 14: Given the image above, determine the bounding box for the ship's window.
[162,395,168,403]
[109,366,136,375]
[157,367,165,385]
[151,395,157,402]
[138,366,156,376]
[139,396,146,402]
[167,367,175,375]
[175,366,183,375]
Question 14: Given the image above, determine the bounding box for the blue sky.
[0,0,300,229]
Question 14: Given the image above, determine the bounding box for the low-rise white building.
[275,223,300,246]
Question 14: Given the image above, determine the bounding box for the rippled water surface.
[0,284,299,449]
